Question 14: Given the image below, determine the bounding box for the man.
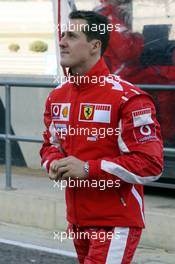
[40,10,163,264]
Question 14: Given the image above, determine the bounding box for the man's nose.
[59,36,68,48]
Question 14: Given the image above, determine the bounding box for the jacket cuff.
[88,160,101,180]
[46,158,54,173]
[42,153,64,173]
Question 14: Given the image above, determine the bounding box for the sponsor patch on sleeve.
[132,108,154,127]
[133,124,157,143]
[132,108,158,143]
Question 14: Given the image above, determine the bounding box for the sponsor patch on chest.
[51,103,70,121]
[79,103,111,123]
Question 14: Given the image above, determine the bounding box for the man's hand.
[49,156,87,180]
[49,159,63,181]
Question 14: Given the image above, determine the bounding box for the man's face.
[59,19,93,68]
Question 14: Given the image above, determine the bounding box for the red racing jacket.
[40,58,163,228]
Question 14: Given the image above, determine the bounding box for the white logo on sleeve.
[132,108,154,127]
[140,125,151,136]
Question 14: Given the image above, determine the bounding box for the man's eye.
[61,32,65,38]
[60,32,77,39]
[68,32,76,38]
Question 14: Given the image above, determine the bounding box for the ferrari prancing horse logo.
[79,103,111,123]
[84,105,93,119]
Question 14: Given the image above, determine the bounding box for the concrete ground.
[0,168,175,263]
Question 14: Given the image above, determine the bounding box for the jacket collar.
[68,57,110,90]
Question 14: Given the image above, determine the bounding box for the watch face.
[84,162,89,176]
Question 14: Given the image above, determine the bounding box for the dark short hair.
[69,10,110,56]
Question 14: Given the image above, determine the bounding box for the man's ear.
[90,39,102,55]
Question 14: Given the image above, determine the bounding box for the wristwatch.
[84,162,89,177]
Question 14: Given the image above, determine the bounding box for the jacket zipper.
[70,86,80,225]
[120,197,127,207]
[118,188,127,207]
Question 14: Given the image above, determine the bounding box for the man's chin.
[60,59,71,68]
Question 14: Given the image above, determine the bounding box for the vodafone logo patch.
[51,103,70,121]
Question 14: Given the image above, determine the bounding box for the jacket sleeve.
[40,94,65,173]
[88,94,164,185]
